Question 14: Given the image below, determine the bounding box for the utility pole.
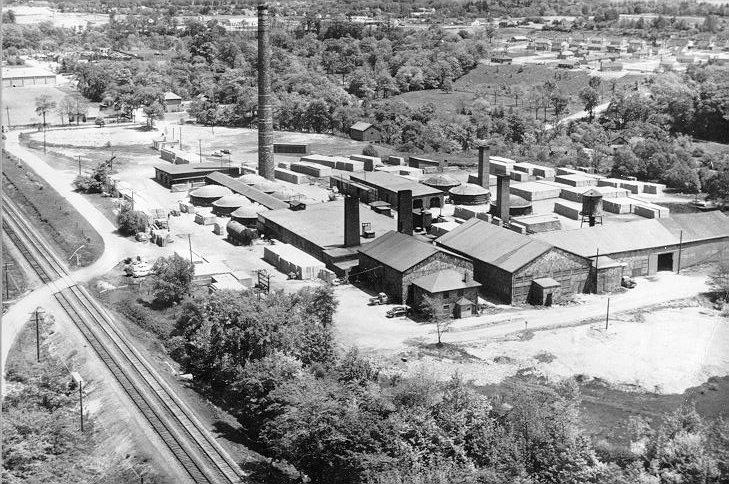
[188,234,193,264]
[605,297,610,330]
[677,230,683,274]
[35,308,42,362]
[3,262,13,300]
[199,139,202,163]
[5,106,10,128]
[78,155,81,175]
[72,372,84,432]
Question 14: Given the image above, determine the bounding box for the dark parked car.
[386,306,409,318]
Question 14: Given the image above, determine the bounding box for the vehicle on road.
[369,292,390,305]
[386,306,409,318]
[621,276,636,289]
[211,150,224,157]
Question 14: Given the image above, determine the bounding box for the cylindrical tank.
[423,174,461,192]
[231,204,266,227]
[227,220,256,245]
[580,189,603,226]
[509,195,532,217]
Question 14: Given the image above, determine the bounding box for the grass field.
[2,150,104,267]
[2,85,78,128]
[390,63,647,121]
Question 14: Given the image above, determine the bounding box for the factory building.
[534,211,729,277]
[2,66,56,87]
[436,218,592,304]
[357,230,478,309]
[349,171,444,209]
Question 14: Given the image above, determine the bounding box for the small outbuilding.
[350,122,381,142]
[163,92,183,112]
[190,185,233,206]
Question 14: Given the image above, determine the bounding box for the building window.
[457,289,464,296]
[443,291,450,298]
[443,304,450,310]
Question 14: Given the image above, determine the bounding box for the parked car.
[369,292,390,305]
[386,306,409,318]
[220,149,231,154]
[211,150,224,157]
[621,276,636,289]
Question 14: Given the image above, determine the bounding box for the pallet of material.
[386,156,405,165]
[619,180,643,194]
[597,178,623,189]
[195,213,217,225]
[560,185,629,202]
[263,243,325,280]
[510,171,529,182]
[179,201,195,214]
[290,162,332,178]
[300,154,338,168]
[554,200,582,220]
[277,161,291,170]
[510,182,562,201]
[275,168,306,184]
[349,154,381,171]
[489,159,513,174]
[634,202,669,219]
[453,206,490,221]
[335,159,365,171]
[555,174,598,187]
[274,143,309,154]
[171,182,191,193]
[429,220,461,237]
[532,166,556,179]
[512,214,562,233]
[642,182,665,194]
[409,156,441,168]
[602,197,633,214]
[556,167,581,176]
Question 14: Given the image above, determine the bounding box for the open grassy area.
[2,149,104,267]
[2,85,76,128]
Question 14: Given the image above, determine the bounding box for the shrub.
[362,144,379,157]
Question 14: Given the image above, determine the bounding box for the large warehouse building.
[436,218,592,304]
[534,211,729,277]
[358,230,479,316]
[349,171,444,209]
[2,67,56,87]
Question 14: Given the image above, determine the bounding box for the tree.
[420,295,452,347]
[152,254,194,306]
[705,168,729,206]
[35,95,56,128]
[578,87,600,121]
[72,159,113,193]
[2,9,16,23]
[551,93,569,119]
[664,161,700,193]
[116,204,148,236]
[142,101,164,129]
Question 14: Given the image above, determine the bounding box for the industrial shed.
[358,230,475,304]
[436,218,591,304]
[533,212,729,277]
[2,66,56,87]
[349,122,381,142]
[205,172,289,210]
[154,163,242,188]
[349,171,444,209]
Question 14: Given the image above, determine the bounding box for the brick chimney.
[343,195,360,247]
[397,190,413,236]
[496,173,510,224]
[478,145,490,188]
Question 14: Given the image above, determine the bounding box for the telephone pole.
[5,106,10,128]
[3,262,13,299]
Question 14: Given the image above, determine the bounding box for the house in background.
[350,122,381,142]
[163,92,183,112]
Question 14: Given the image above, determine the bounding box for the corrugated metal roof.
[436,218,554,273]
[533,219,678,257]
[657,211,729,242]
[351,171,442,198]
[206,172,289,210]
[358,231,441,272]
[412,269,481,293]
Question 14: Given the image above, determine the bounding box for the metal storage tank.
[240,173,265,185]
[190,185,232,207]
[580,188,603,227]
[231,204,266,227]
[449,183,490,205]
[212,194,251,217]
[226,220,255,245]
[509,195,532,217]
[423,174,461,192]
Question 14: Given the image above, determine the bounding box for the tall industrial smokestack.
[344,195,360,247]
[478,145,490,188]
[397,190,413,236]
[496,174,510,224]
[257,4,274,180]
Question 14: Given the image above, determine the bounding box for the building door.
[648,254,658,275]
[545,292,553,306]
[657,252,674,272]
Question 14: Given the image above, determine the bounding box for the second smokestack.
[257,4,274,181]
[496,174,510,224]
[397,190,413,236]
[478,145,490,189]
[344,195,360,247]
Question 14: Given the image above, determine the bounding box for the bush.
[115,295,173,338]
[152,254,195,306]
[362,144,379,157]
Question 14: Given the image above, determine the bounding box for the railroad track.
[2,195,246,483]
